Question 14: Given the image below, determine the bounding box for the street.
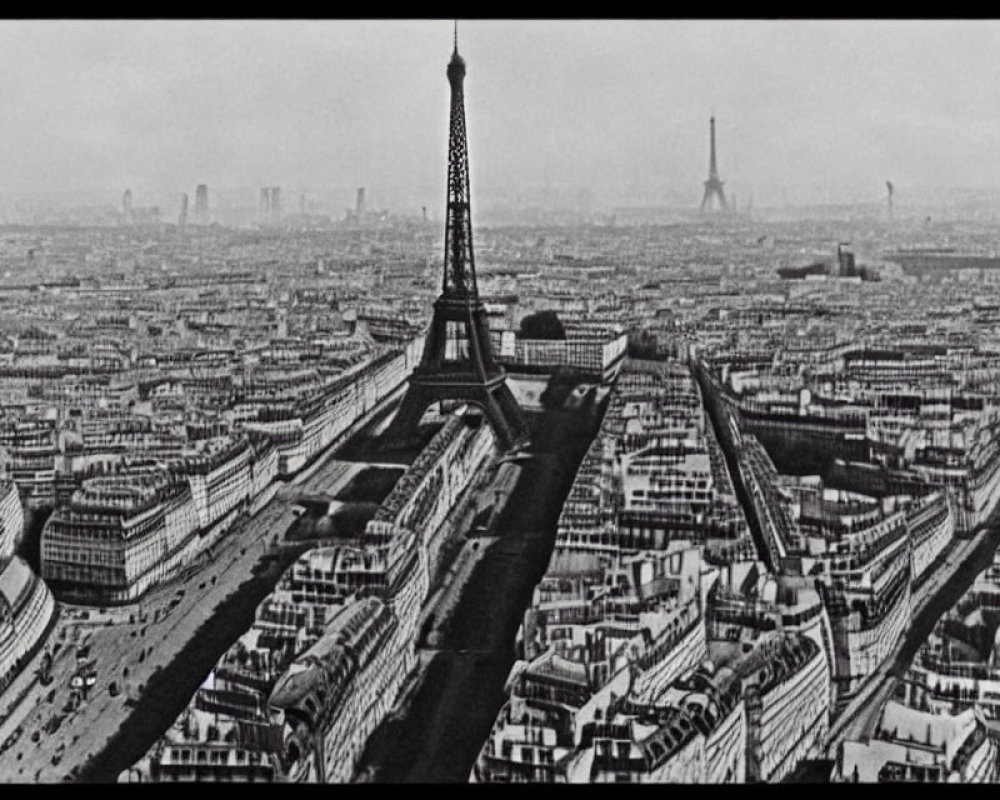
[826,523,1000,753]
[0,454,365,783]
[358,403,605,782]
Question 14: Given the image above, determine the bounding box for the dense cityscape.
[2,19,1000,784]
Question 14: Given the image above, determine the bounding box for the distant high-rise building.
[422,205,428,221]
[356,187,366,218]
[838,243,856,278]
[259,187,270,219]
[178,193,189,229]
[194,184,209,225]
[269,187,281,220]
[122,189,133,225]
[299,193,306,215]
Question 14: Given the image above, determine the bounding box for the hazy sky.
[1,19,999,211]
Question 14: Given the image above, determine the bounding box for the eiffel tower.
[700,116,729,213]
[386,30,529,452]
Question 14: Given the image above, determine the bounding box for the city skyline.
[4,19,1000,785]
[1,19,1000,212]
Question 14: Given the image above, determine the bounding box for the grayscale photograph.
[0,17,996,784]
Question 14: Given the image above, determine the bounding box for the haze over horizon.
[1,19,999,214]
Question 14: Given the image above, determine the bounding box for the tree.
[627,330,663,361]
[519,311,566,340]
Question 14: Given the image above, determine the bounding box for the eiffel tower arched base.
[386,372,529,453]
[701,179,729,213]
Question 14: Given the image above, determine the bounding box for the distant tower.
[886,180,894,220]
[700,116,729,213]
[299,193,306,215]
[422,205,428,221]
[122,189,133,225]
[837,243,856,277]
[356,187,366,219]
[386,27,528,451]
[178,193,189,229]
[194,184,209,225]
[259,187,270,220]
[269,187,281,220]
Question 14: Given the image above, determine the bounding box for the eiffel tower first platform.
[386,34,529,452]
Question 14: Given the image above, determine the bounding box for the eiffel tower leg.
[477,382,528,451]
[702,184,729,213]
[491,382,529,445]
[478,390,517,452]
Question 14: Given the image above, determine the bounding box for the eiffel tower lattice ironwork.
[700,116,729,213]
[386,34,529,451]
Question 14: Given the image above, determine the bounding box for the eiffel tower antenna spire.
[709,116,719,179]
[453,19,458,53]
